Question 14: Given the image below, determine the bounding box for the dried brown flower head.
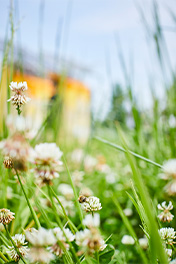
[0,208,15,225]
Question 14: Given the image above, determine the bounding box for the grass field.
[0,1,176,263]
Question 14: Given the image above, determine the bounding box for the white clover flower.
[32,143,63,185]
[0,133,31,171]
[75,229,91,247]
[166,248,172,258]
[53,227,75,242]
[55,196,75,216]
[29,247,54,263]
[70,149,84,164]
[105,173,116,184]
[82,196,102,212]
[58,184,74,200]
[75,228,106,254]
[7,81,30,111]
[83,213,100,228]
[7,234,29,262]
[139,237,148,250]
[0,208,15,225]
[159,228,176,245]
[158,201,174,222]
[121,235,135,245]
[170,259,176,264]
[123,208,133,217]
[9,81,28,91]
[84,155,97,172]
[162,159,176,180]
[26,227,56,246]
[51,227,74,257]
[72,170,85,187]
[165,180,176,196]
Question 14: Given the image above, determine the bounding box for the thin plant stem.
[49,186,78,233]
[94,136,162,168]
[15,169,40,229]
[96,251,99,264]
[47,185,80,264]
[4,225,27,264]
[62,155,84,227]
[0,251,8,263]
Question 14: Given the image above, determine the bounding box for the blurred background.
[0,0,176,145]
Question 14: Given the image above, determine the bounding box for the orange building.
[12,72,91,144]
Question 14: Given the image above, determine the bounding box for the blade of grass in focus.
[117,127,168,264]
[94,136,162,168]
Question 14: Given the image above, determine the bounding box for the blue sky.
[0,0,176,118]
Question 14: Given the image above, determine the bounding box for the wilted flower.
[3,156,13,169]
[0,208,15,225]
[75,228,106,254]
[32,143,63,185]
[121,235,135,245]
[157,201,174,222]
[7,81,30,113]
[58,184,74,200]
[0,133,31,171]
[26,228,56,263]
[50,227,75,257]
[82,196,102,212]
[159,228,176,245]
[7,234,29,262]
[83,214,100,228]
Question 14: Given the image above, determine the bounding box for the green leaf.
[99,245,115,264]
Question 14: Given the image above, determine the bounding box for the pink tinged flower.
[31,143,63,185]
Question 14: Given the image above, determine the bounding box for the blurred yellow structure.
[11,72,91,143]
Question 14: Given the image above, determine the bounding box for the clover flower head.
[75,228,106,254]
[159,227,176,245]
[58,184,74,200]
[82,196,102,212]
[26,227,56,246]
[7,234,29,262]
[139,237,148,250]
[165,180,176,196]
[83,213,100,228]
[7,81,30,112]
[0,133,31,171]
[162,159,176,179]
[3,156,13,169]
[158,201,174,222]
[121,235,135,245]
[50,227,75,257]
[29,247,54,263]
[32,143,63,185]
[0,208,15,225]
